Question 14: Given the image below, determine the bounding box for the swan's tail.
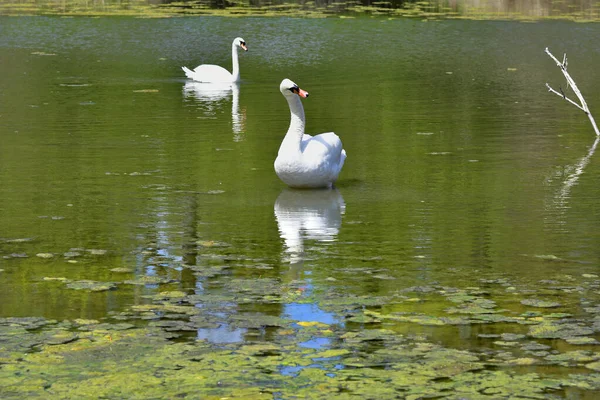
[338,149,347,172]
[331,149,347,186]
[181,66,194,79]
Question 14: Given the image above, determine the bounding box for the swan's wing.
[302,132,344,162]
[188,64,233,83]
[182,66,195,79]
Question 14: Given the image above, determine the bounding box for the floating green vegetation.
[521,298,562,308]
[66,279,117,292]
[110,267,133,273]
[6,240,600,397]
[4,271,600,399]
[528,319,595,340]
[123,275,178,285]
[2,0,600,21]
[5,317,600,399]
[2,243,110,261]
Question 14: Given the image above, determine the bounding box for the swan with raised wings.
[182,37,247,83]
[274,79,346,188]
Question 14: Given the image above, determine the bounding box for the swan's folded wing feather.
[182,66,195,79]
[190,64,233,82]
[301,132,344,160]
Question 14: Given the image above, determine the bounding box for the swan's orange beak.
[298,88,309,98]
[241,43,248,51]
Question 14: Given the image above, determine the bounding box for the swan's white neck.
[231,43,240,82]
[281,95,305,153]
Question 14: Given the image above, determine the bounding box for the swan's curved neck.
[231,43,240,82]
[281,95,305,151]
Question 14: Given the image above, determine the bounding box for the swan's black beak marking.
[289,85,309,98]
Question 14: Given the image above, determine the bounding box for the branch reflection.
[546,136,599,229]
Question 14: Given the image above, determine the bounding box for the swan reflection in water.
[274,188,345,264]
[183,81,246,141]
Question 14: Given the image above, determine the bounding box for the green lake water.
[2,15,600,398]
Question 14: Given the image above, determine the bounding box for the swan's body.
[182,37,247,83]
[274,79,346,189]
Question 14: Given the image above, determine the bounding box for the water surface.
[1,15,600,397]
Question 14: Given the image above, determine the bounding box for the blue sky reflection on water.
[285,302,338,325]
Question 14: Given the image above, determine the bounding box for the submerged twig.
[545,47,599,136]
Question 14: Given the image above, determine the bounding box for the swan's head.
[233,37,248,52]
[280,78,309,99]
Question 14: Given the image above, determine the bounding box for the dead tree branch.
[545,47,599,136]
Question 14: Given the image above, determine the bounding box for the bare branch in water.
[545,47,599,136]
[545,83,585,111]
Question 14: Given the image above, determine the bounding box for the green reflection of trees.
[3,0,600,20]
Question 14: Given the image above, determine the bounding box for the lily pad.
[310,349,349,359]
[45,331,80,345]
[66,280,116,292]
[521,342,551,351]
[494,341,520,347]
[229,313,289,329]
[238,343,280,356]
[123,276,177,285]
[87,249,108,255]
[346,313,380,324]
[500,333,526,341]
[545,350,599,365]
[566,373,600,390]
[43,277,69,282]
[365,310,447,326]
[110,267,133,273]
[528,320,594,339]
[583,274,599,279]
[148,320,197,332]
[5,238,34,243]
[36,253,54,259]
[585,361,600,371]
[73,319,99,326]
[521,299,562,308]
[0,317,53,330]
[533,254,561,260]
[566,337,600,345]
[131,304,200,316]
[225,278,282,297]
[508,357,539,365]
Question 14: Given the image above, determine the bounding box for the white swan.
[275,79,347,188]
[182,37,248,83]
